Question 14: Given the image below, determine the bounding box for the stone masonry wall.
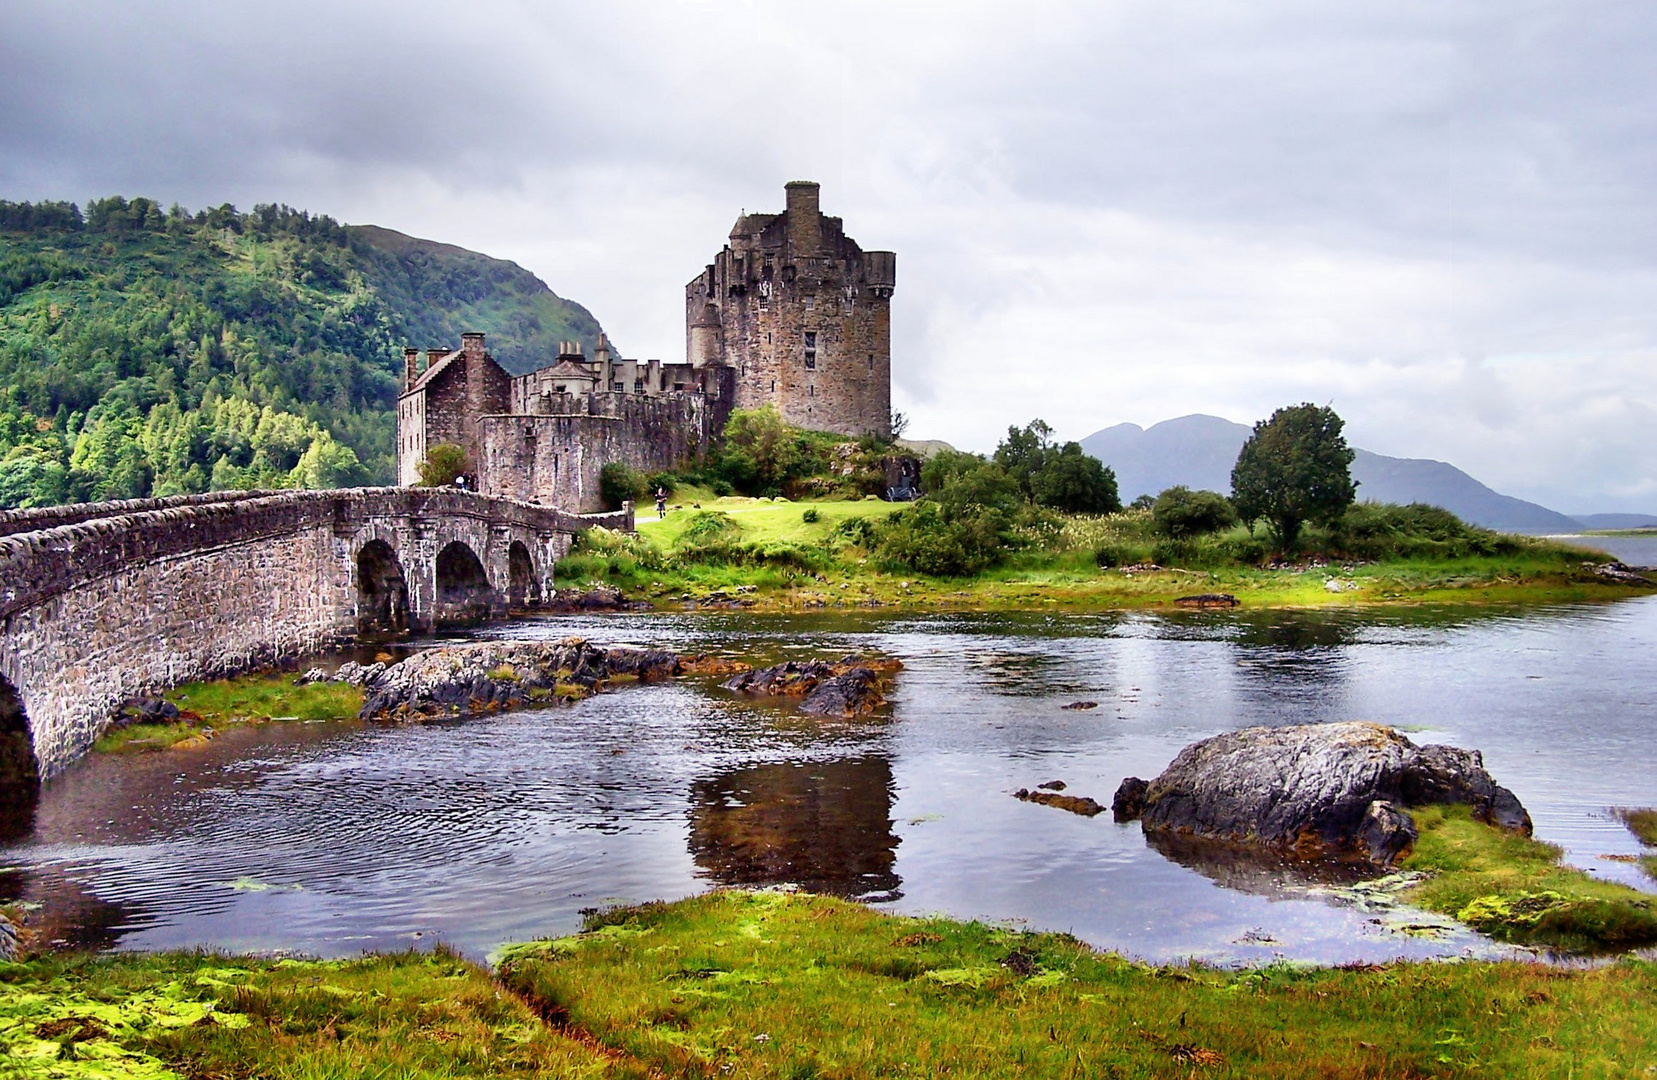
[478,393,711,512]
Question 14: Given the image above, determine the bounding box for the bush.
[647,471,678,498]
[875,501,1012,577]
[801,507,820,524]
[1151,487,1237,539]
[599,461,649,511]
[1331,502,1525,561]
[831,515,879,549]
[417,443,469,487]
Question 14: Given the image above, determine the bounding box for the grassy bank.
[499,890,1656,1078]
[8,893,1655,1079]
[558,496,1650,611]
[0,948,634,1079]
[92,674,364,754]
[1400,806,1657,951]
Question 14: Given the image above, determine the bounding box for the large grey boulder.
[1112,722,1531,866]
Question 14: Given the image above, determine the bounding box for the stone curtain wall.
[478,392,712,511]
[0,489,629,779]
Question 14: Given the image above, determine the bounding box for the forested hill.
[0,196,610,507]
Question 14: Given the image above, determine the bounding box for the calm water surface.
[4,599,1656,966]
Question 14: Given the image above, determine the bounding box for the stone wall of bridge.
[0,488,630,782]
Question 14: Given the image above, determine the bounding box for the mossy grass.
[9,893,1657,1077]
[1401,805,1657,950]
[92,674,364,754]
[497,888,1657,1079]
[560,498,1654,612]
[1,947,635,1079]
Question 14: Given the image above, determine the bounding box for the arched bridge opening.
[435,541,498,628]
[357,540,409,638]
[0,674,39,841]
[508,540,540,609]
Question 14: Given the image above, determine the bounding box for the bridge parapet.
[0,488,631,782]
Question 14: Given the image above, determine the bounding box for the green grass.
[559,499,1654,613]
[92,674,364,754]
[638,494,904,547]
[1401,805,1657,951]
[10,891,1657,1078]
[498,889,1657,1079]
[0,948,634,1079]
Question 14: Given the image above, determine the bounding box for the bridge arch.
[435,540,496,627]
[0,670,40,837]
[356,539,409,637]
[508,540,540,608]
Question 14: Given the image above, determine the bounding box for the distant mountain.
[1572,513,1657,531]
[1079,414,1582,534]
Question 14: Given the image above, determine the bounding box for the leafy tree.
[417,443,469,487]
[993,420,1120,513]
[1151,487,1237,539]
[599,461,649,511]
[718,405,800,495]
[1030,442,1120,514]
[1230,403,1357,552]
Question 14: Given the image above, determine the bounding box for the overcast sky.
[4,0,1655,512]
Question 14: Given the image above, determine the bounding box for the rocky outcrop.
[720,656,900,718]
[358,639,680,722]
[1112,722,1532,866]
[1014,788,1106,816]
[542,585,650,612]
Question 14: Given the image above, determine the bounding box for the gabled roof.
[538,359,601,382]
[402,352,459,398]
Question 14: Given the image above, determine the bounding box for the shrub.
[599,461,649,511]
[1151,486,1237,539]
[647,471,678,498]
[801,507,820,524]
[831,515,878,549]
[875,501,1011,577]
[417,443,469,487]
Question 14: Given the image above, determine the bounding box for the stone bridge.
[0,488,631,791]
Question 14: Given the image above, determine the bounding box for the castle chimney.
[461,331,486,358]
[426,347,452,372]
[785,180,821,258]
[404,347,420,390]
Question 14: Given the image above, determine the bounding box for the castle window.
[867,353,874,373]
[804,331,817,370]
[634,379,644,393]
[555,385,567,394]
[612,381,624,392]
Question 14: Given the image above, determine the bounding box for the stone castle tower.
[686,181,895,438]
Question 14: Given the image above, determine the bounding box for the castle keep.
[396,182,894,511]
[689,180,895,438]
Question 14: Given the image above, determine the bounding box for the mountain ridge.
[0,196,611,503]
[1078,414,1584,534]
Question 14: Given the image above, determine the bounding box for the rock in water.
[359,639,680,722]
[721,655,899,718]
[1112,722,1532,866]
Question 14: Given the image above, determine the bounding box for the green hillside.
[0,196,610,506]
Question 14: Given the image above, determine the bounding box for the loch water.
[3,598,1655,966]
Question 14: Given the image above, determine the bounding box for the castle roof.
[539,358,601,381]
[402,351,459,397]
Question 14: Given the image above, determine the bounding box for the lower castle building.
[396,182,893,511]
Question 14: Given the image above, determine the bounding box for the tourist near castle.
[2,5,1657,1076]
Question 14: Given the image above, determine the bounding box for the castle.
[396,182,895,511]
